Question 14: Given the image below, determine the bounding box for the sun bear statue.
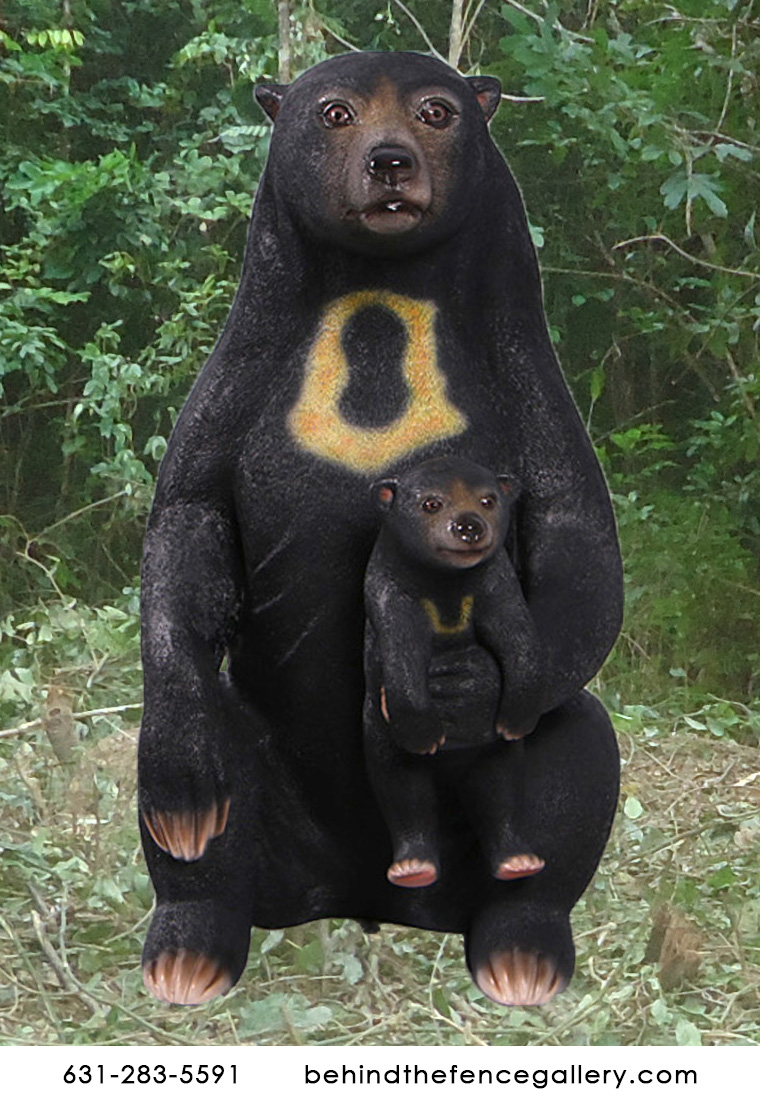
[138,51,622,1008]
[363,456,545,891]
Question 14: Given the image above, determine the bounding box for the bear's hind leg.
[467,899,572,1006]
[465,692,619,1007]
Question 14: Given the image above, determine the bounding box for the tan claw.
[387,857,438,888]
[475,948,567,1007]
[143,949,232,1005]
[144,798,230,861]
[495,853,545,881]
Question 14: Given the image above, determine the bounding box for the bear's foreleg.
[139,502,242,863]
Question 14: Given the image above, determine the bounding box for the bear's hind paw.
[387,858,438,888]
[494,853,545,881]
[143,949,232,1005]
[475,949,566,1007]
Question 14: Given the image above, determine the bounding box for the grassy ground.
[1,708,759,1046]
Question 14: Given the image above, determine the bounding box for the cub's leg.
[458,739,545,881]
[364,693,441,888]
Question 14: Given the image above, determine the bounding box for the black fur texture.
[138,51,622,996]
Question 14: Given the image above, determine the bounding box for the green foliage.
[2,0,757,712]
[0,0,275,615]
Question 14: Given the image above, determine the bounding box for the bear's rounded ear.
[497,473,521,499]
[465,75,502,123]
[372,479,398,512]
[255,83,289,121]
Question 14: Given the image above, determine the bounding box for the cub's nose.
[451,515,486,544]
[367,146,416,186]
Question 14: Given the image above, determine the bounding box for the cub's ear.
[371,479,398,512]
[497,473,521,500]
[465,75,502,123]
[255,83,289,121]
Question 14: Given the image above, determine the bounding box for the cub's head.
[255,52,500,256]
[373,456,518,571]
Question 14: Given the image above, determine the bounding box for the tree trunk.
[278,0,291,84]
[448,0,465,69]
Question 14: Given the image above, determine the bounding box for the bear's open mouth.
[357,199,424,233]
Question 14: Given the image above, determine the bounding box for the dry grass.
[1,715,759,1046]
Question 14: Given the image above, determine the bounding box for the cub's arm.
[473,550,543,740]
[364,552,445,756]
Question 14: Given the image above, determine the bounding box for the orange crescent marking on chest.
[287,290,468,474]
[421,595,474,636]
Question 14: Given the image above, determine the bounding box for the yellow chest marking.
[421,595,474,636]
[287,290,468,474]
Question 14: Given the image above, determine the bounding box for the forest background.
[1,0,759,1046]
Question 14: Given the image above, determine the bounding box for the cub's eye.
[321,101,355,128]
[421,497,443,514]
[481,494,497,509]
[417,99,454,128]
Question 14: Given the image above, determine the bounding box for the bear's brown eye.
[417,100,454,128]
[321,101,355,128]
[421,497,443,514]
[481,494,497,509]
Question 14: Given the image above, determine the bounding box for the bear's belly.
[429,644,502,749]
[231,430,511,739]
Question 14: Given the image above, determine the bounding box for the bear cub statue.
[364,456,545,890]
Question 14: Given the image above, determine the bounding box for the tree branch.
[613,233,760,282]
[0,703,142,741]
[391,0,446,61]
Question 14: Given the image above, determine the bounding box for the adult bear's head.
[255,52,501,256]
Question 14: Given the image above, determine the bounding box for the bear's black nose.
[367,146,416,186]
[452,515,485,544]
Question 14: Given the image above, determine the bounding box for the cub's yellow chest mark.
[287,290,468,473]
[421,596,474,637]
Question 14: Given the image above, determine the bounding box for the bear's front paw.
[139,730,231,861]
[392,708,446,756]
[142,798,230,862]
[496,707,539,742]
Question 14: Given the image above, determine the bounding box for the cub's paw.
[397,716,446,756]
[475,948,567,1007]
[496,711,539,742]
[403,733,445,757]
[387,858,439,888]
[381,690,444,754]
[143,949,232,1005]
[143,798,230,862]
[494,853,545,881]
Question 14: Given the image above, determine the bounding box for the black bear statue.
[138,50,622,1009]
[364,456,545,891]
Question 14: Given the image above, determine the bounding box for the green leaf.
[675,1019,702,1046]
[590,365,606,403]
[624,796,644,820]
[260,929,284,954]
[708,866,736,890]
